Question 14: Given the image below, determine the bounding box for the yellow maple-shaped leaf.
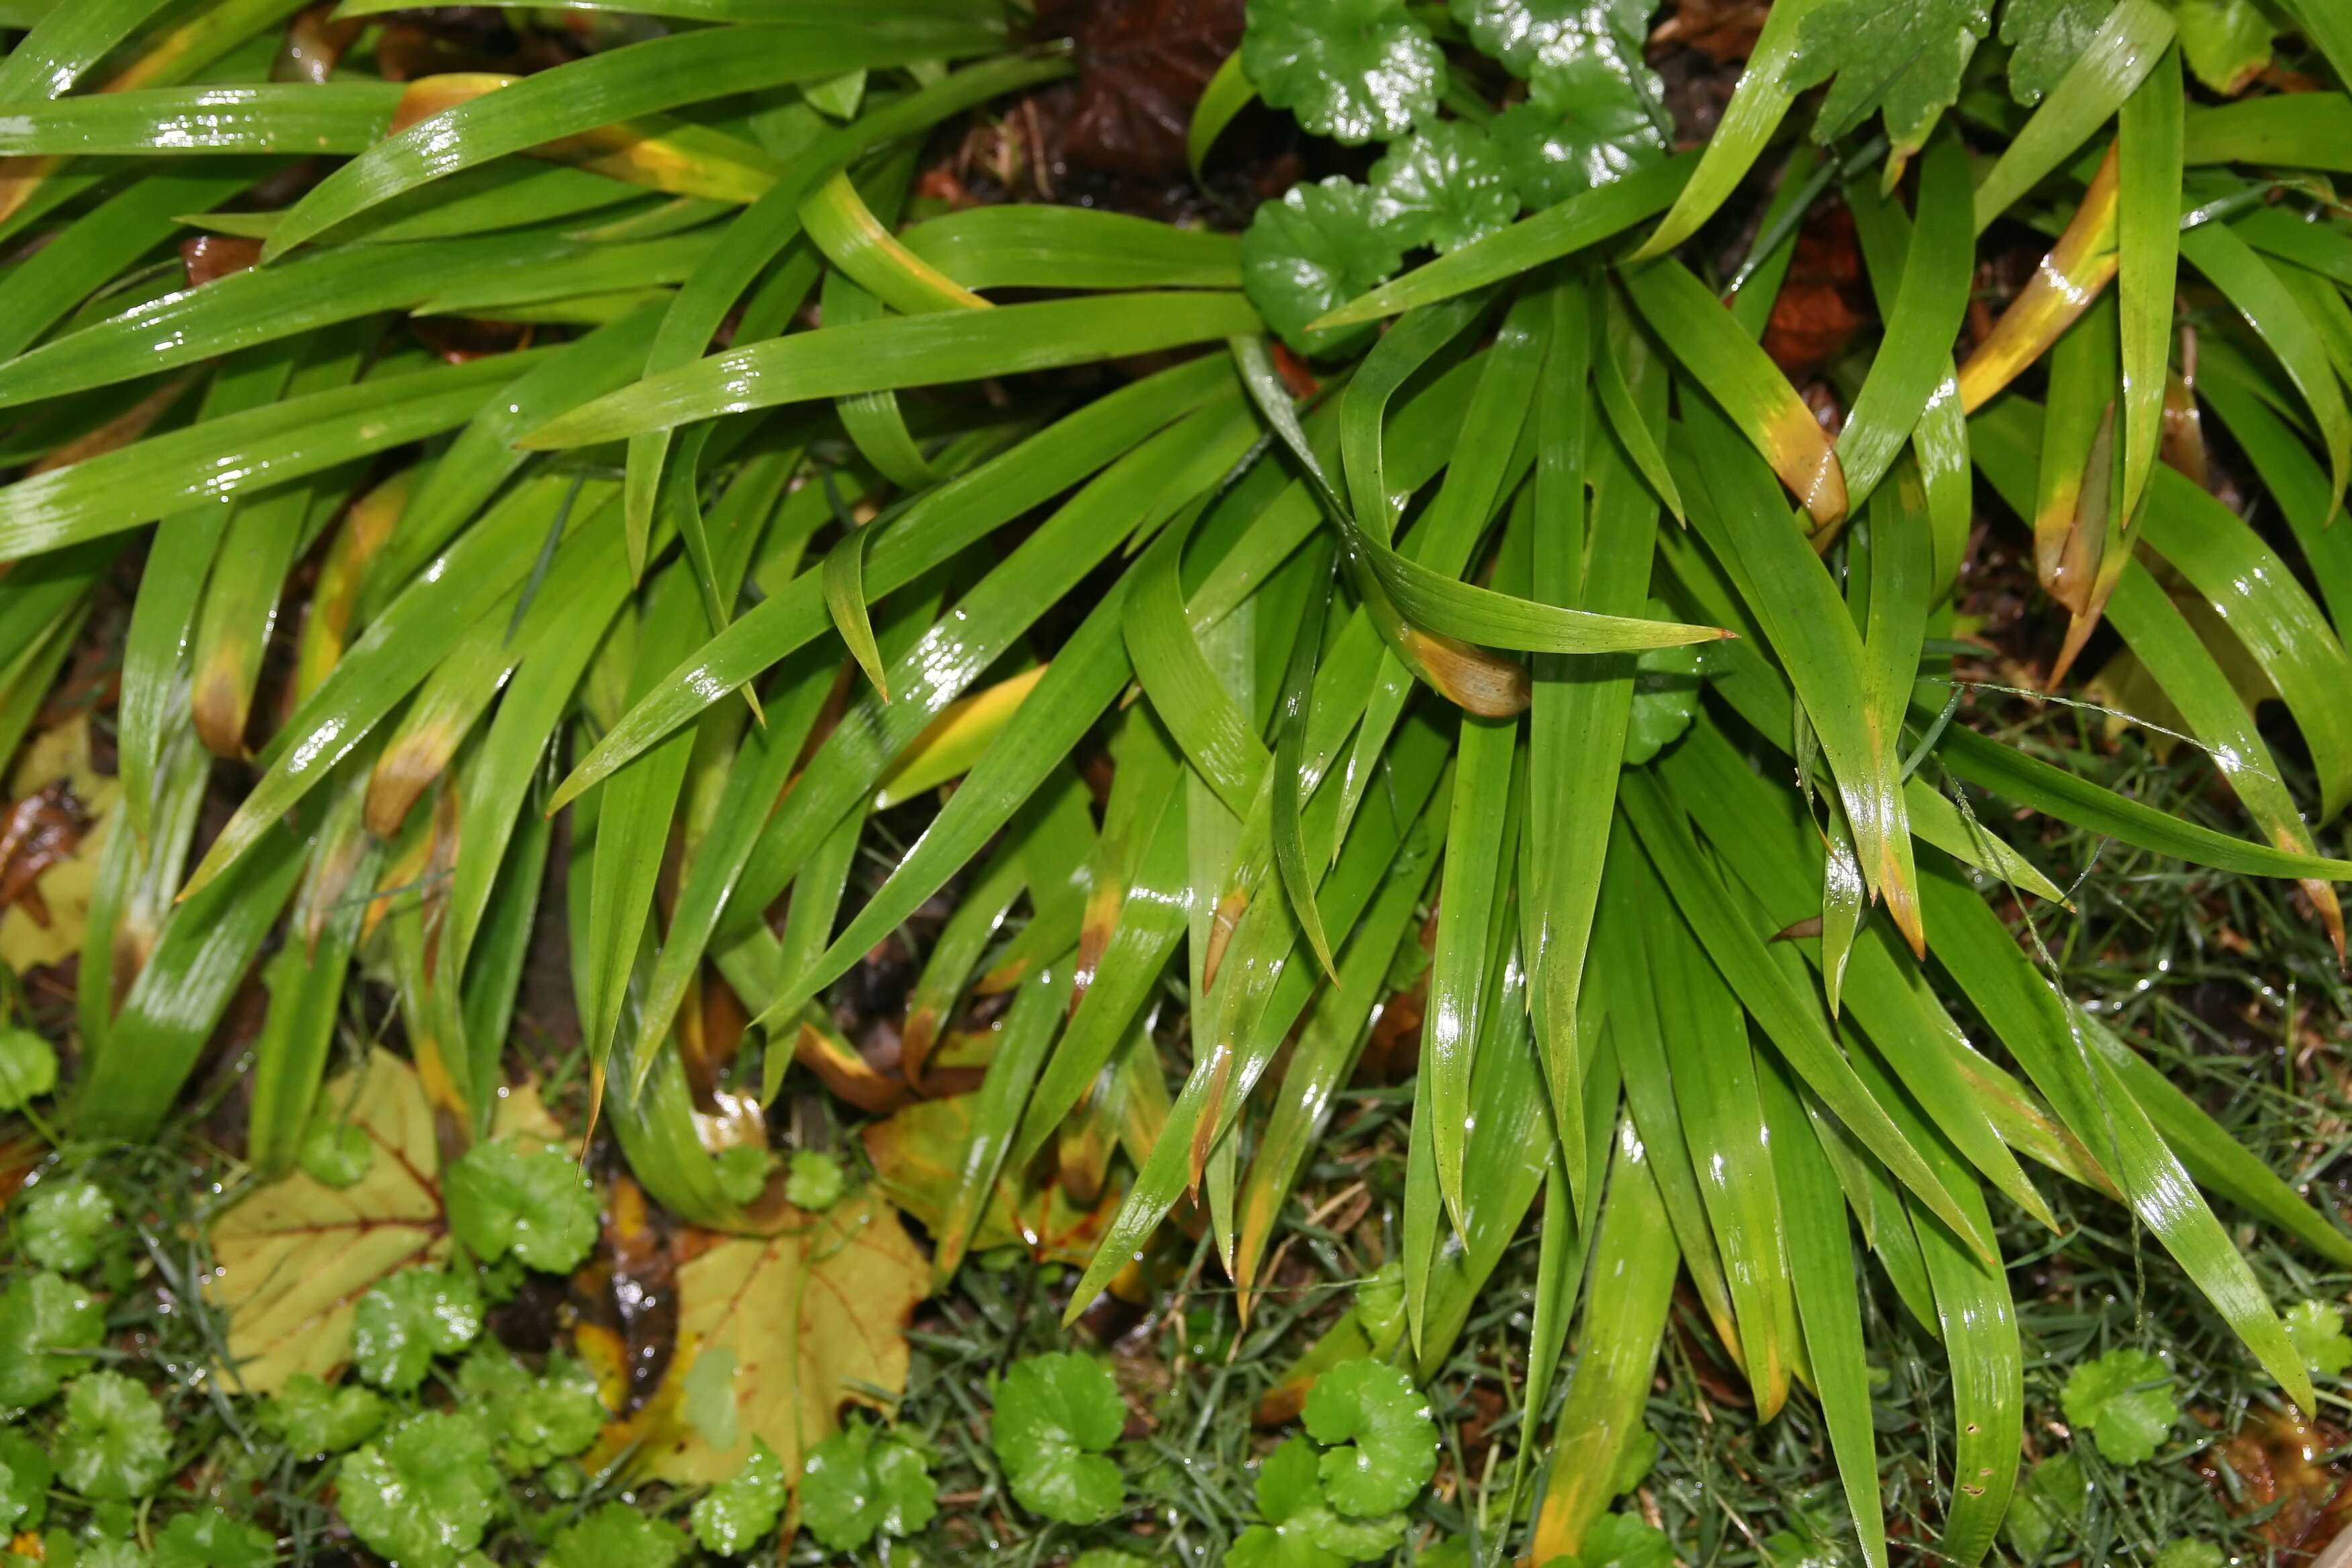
[206,1048,448,1395]
[634,1194,925,1485]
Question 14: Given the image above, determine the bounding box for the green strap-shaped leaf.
[2115,41,2182,522]
[620,54,1069,583]
[1064,717,1456,1325]
[1644,872,1801,1419]
[2195,345,2352,632]
[1187,48,1255,179]
[1598,853,1743,1360]
[262,14,1006,256]
[1528,1114,1678,1560]
[525,292,1264,447]
[77,767,321,1137]
[1625,258,1849,531]
[1124,497,1272,820]
[179,473,584,899]
[1757,1056,1888,1568]
[1836,130,1971,511]
[0,234,585,408]
[0,82,402,156]
[0,350,548,560]
[1424,649,1520,1235]
[0,0,173,103]
[1849,1040,2019,1567]
[1234,793,1436,1299]
[0,169,246,363]
[1661,718,2058,1228]
[2179,217,2352,516]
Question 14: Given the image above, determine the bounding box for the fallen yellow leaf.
[206,1048,447,1396]
[637,1194,926,1485]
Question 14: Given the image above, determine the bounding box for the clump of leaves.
[1369,121,1520,254]
[0,1026,57,1110]
[338,1411,504,1568]
[352,1265,485,1393]
[2059,1349,2179,1465]
[2285,1299,2352,1377]
[991,1351,1128,1524]
[693,1439,789,1556]
[299,1118,373,1187]
[1300,1360,1439,1517]
[1567,1514,1676,1568]
[1231,1436,1406,1565]
[152,1508,276,1568]
[551,1502,689,1568]
[458,1346,606,1472]
[56,1372,175,1502]
[262,1373,388,1459]
[1242,177,1402,357]
[0,1270,103,1413]
[445,1135,599,1273]
[801,1421,938,1551]
[1491,54,1667,208]
[1790,0,1990,163]
[1242,0,1445,144]
[0,1428,51,1534]
[785,1149,846,1211]
[2000,1451,2086,1562]
[15,1175,115,1273]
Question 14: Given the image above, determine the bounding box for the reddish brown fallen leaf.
[1029,0,1244,179]
[2191,1406,2352,1553]
[1760,203,1870,383]
[1650,0,1773,62]
[0,783,84,927]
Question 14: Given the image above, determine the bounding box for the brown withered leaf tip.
[180,234,265,289]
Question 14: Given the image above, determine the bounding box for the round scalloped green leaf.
[17,1177,115,1273]
[1370,121,1521,254]
[0,1026,57,1111]
[551,1502,689,1568]
[262,1373,387,1461]
[2059,1347,2178,1465]
[351,1267,484,1394]
[1242,0,1446,145]
[444,1136,599,1274]
[0,1428,50,1534]
[56,1372,173,1502]
[338,1412,503,1568]
[1242,176,1404,357]
[1491,53,1668,209]
[1299,1361,1438,1518]
[989,1352,1126,1525]
[0,1271,105,1415]
[152,1509,276,1568]
[1449,0,1655,79]
[2287,1299,2352,1377]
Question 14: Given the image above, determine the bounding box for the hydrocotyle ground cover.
[5,0,2352,1562]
